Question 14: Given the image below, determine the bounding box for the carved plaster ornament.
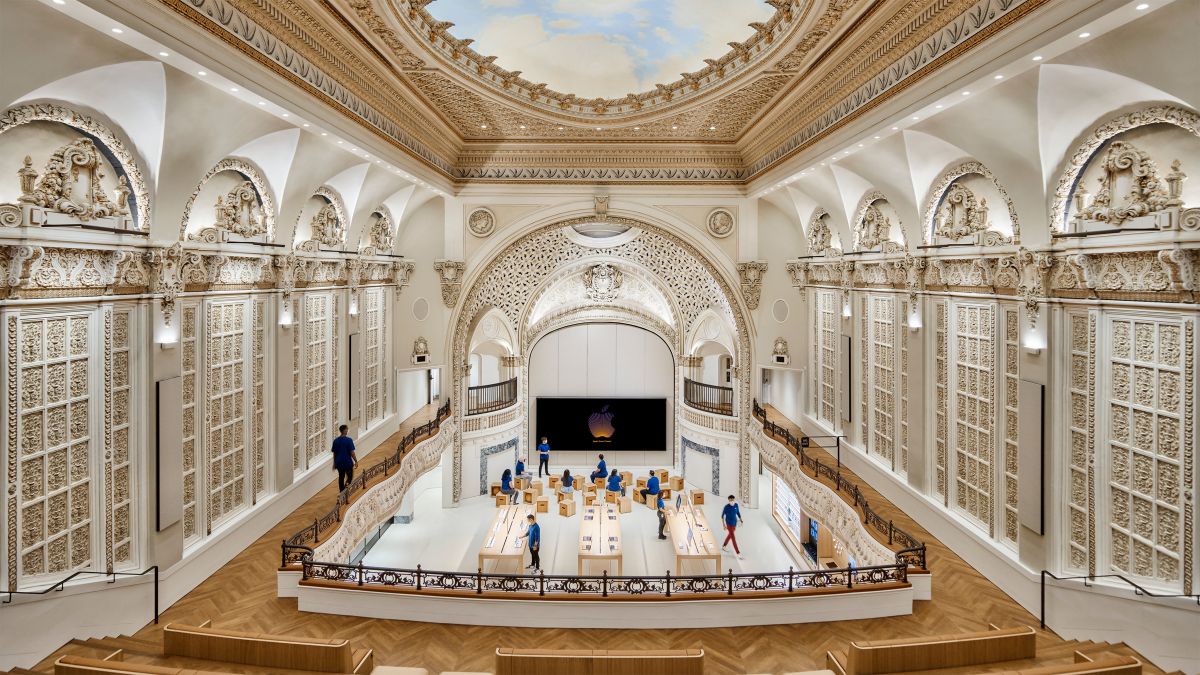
[807,208,831,254]
[736,261,768,310]
[785,260,808,289]
[310,203,341,248]
[145,243,184,325]
[1014,247,1054,322]
[467,207,495,237]
[858,202,891,250]
[412,336,430,364]
[191,181,265,242]
[19,138,123,221]
[582,262,623,303]
[1070,141,1190,231]
[593,196,609,221]
[392,259,415,288]
[707,208,735,238]
[936,183,989,241]
[773,337,789,360]
[17,155,37,201]
[433,259,466,307]
[364,211,394,255]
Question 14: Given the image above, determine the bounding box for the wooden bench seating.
[163,623,373,673]
[495,647,704,675]
[992,655,1141,675]
[826,626,1035,675]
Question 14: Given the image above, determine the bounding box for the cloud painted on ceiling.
[427,0,774,99]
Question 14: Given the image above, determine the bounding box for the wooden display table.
[578,504,622,575]
[690,490,705,505]
[478,505,533,573]
[664,502,720,575]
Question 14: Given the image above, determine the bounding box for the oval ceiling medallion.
[707,208,735,238]
[412,297,430,322]
[467,207,495,237]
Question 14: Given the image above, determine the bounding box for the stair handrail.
[3,565,159,624]
[282,401,451,566]
[1040,570,1200,628]
[752,398,926,569]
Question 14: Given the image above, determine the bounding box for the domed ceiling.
[425,0,775,100]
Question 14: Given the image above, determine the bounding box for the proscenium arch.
[447,213,755,504]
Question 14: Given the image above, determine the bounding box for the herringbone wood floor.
[14,404,1173,675]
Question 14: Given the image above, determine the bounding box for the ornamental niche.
[854,194,903,252]
[296,188,346,252]
[189,181,265,242]
[360,209,394,256]
[582,262,622,303]
[934,183,1011,246]
[807,209,837,256]
[8,140,131,229]
[1070,142,1196,232]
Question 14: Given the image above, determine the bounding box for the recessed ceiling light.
[198,71,206,75]
[874,136,880,139]
[962,91,970,95]
[709,126,716,130]
[230,88,238,92]
[376,160,381,163]
[52,0,64,4]
[821,162,826,165]
[1032,55,1043,60]
[303,123,309,127]
[672,126,678,129]
[159,52,169,56]
[936,105,943,108]
[337,141,342,144]
[859,144,864,147]
[994,75,1003,79]
[353,148,358,151]
[1079,32,1090,37]
[596,127,601,130]
[892,126,899,130]
[258,101,265,104]
[1136,3,1148,7]
[481,125,487,128]
[321,133,327,136]
[282,113,289,117]
[111,28,122,33]
[634,127,639,130]
[520,125,525,128]
[558,127,563,130]
[912,116,919,120]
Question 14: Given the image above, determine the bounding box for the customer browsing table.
[578,503,622,575]
[664,501,721,575]
[478,504,534,573]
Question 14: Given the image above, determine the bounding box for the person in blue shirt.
[499,469,520,504]
[606,469,624,496]
[517,513,541,571]
[537,437,551,477]
[515,457,531,480]
[330,425,358,491]
[589,454,607,482]
[639,470,659,503]
[721,494,744,559]
[657,494,667,540]
[559,469,574,494]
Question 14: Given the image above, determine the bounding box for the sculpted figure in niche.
[213,181,265,238]
[310,202,341,247]
[859,202,892,250]
[1075,141,1171,227]
[808,212,831,254]
[936,183,989,241]
[368,214,393,253]
[17,139,127,221]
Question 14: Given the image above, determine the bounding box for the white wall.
[766,367,805,425]
[395,368,429,422]
[528,323,674,467]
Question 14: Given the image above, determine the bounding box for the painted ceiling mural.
[425,0,775,99]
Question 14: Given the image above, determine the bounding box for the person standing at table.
[331,425,358,491]
[518,513,541,571]
[589,454,607,482]
[560,469,575,494]
[657,493,668,540]
[639,470,660,502]
[721,494,744,559]
[499,469,520,504]
[606,469,624,496]
[537,437,551,477]
[515,457,531,480]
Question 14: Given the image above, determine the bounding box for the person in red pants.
[721,494,744,560]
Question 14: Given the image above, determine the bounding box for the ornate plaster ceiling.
[161,0,1053,182]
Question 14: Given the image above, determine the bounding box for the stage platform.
[362,467,803,577]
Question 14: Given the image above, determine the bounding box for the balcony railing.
[684,378,733,416]
[468,377,517,415]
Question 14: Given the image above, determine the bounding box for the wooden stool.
[585,493,597,506]
[516,477,530,490]
[558,491,573,503]
[490,482,501,496]
[549,475,560,489]
[536,496,549,513]
[606,490,617,504]
[645,493,658,510]
[522,489,535,504]
[690,490,704,505]
[632,490,644,504]
[659,488,672,501]
[616,496,632,513]
[636,477,648,489]
[619,471,632,486]
[594,477,604,488]
[670,476,684,491]
[531,480,543,497]
[496,494,510,506]
[559,500,576,517]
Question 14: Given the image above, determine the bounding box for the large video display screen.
[535,398,667,451]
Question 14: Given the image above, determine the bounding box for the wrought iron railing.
[282,400,451,566]
[299,559,909,598]
[467,377,517,415]
[753,399,926,570]
[683,378,734,416]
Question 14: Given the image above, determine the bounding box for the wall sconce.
[908,302,922,330]
[842,295,852,317]
[279,298,294,327]
[1022,307,1046,354]
[349,296,359,316]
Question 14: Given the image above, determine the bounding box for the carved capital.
[146,243,184,324]
[1158,249,1197,299]
[736,260,768,309]
[785,260,808,289]
[393,259,416,289]
[6,245,44,298]
[433,259,466,307]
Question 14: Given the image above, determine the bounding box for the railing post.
[358,561,364,587]
[888,520,893,545]
[539,570,545,597]
[477,568,483,595]
[416,564,422,591]
[836,436,841,467]
[281,540,287,568]
[788,566,794,593]
[847,567,853,589]
[727,569,734,596]
[665,571,671,598]
[602,570,608,598]
[313,519,319,544]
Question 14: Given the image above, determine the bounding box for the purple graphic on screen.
[588,405,615,438]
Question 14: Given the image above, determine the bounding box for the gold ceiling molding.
[391,0,811,122]
[408,71,792,141]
